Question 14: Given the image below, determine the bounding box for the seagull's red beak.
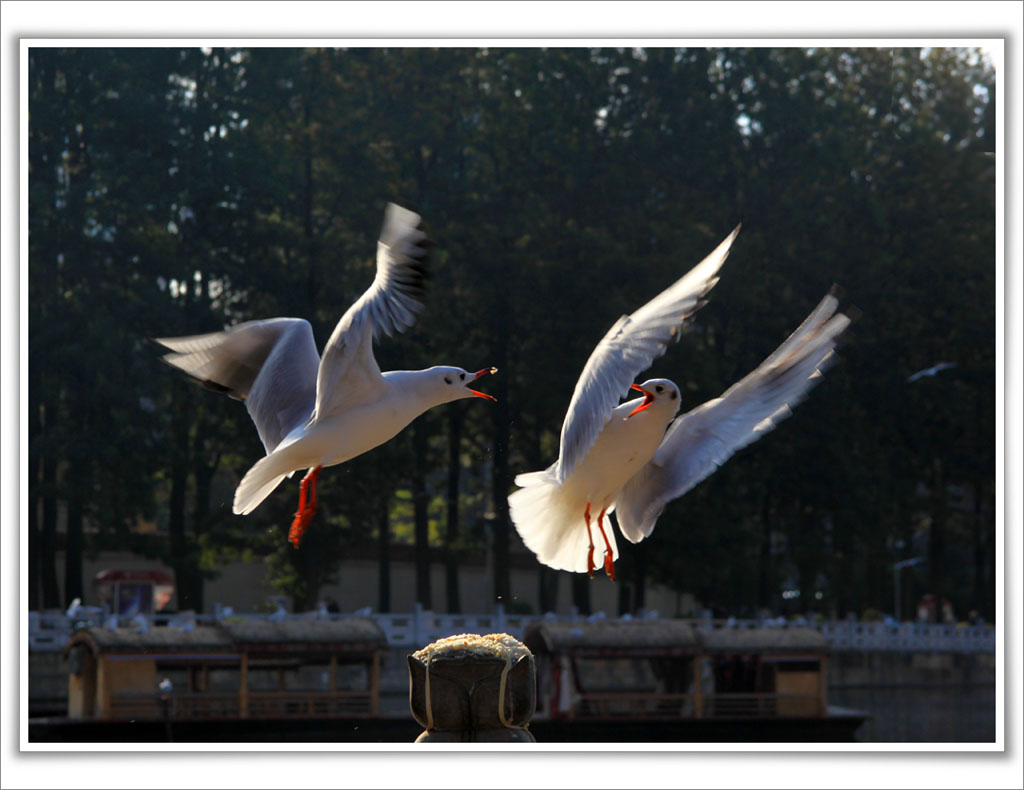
[626,383,655,419]
[467,367,498,401]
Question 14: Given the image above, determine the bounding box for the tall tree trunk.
[168,401,193,611]
[489,305,511,607]
[927,457,947,623]
[538,567,558,614]
[970,479,986,618]
[412,423,432,609]
[28,496,42,610]
[40,450,61,608]
[617,577,632,617]
[30,51,61,611]
[187,442,219,614]
[634,540,648,612]
[27,402,42,610]
[571,573,591,616]
[444,405,463,613]
[377,493,391,612]
[64,493,84,607]
[302,72,318,309]
[756,493,773,614]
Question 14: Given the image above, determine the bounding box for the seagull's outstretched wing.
[313,203,429,420]
[614,289,851,543]
[157,317,321,454]
[553,226,740,484]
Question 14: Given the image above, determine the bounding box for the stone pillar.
[408,633,536,742]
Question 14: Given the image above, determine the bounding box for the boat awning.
[62,618,387,660]
[523,620,701,656]
[215,617,387,657]
[696,626,828,654]
[64,625,233,658]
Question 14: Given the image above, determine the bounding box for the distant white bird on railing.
[169,612,196,632]
[103,614,119,632]
[65,597,83,619]
[131,613,149,634]
[157,203,497,549]
[906,361,957,383]
[269,605,287,622]
[509,225,852,581]
[354,606,373,617]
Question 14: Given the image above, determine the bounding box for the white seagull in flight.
[508,227,851,580]
[157,203,497,547]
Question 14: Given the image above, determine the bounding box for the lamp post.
[158,677,173,742]
[893,557,925,621]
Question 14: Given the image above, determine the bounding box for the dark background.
[27,46,996,622]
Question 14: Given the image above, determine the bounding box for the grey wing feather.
[157,318,320,454]
[554,226,740,484]
[313,203,429,419]
[614,290,851,543]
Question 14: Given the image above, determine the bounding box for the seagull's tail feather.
[508,470,618,574]
[233,453,293,516]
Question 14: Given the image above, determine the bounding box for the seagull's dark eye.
[460,373,466,381]
[655,385,664,393]
[444,376,453,385]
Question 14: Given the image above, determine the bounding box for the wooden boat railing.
[108,690,375,720]
[569,691,823,720]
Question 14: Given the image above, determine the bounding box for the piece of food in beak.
[468,367,498,401]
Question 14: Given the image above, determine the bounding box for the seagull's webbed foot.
[288,465,322,548]
[603,551,616,582]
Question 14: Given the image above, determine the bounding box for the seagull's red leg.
[595,507,615,582]
[584,502,596,578]
[288,465,322,548]
[308,466,319,512]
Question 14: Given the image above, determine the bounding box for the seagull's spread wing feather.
[553,226,740,484]
[614,290,851,543]
[313,203,428,420]
[157,318,320,454]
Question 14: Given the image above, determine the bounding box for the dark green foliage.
[27,47,996,620]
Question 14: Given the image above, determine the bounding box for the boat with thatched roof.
[522,620,866,741]
[61,617,387,724]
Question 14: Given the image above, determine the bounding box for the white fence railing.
[28,606,996,655]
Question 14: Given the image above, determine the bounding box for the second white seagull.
[508,227,851,580]
[158,203,497,547]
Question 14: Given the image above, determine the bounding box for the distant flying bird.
[509,227,851,580]
[906,362,957,383]
[157,204,497,547]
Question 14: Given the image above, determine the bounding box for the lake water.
[829,685,996,743]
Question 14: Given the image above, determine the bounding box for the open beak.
[467,367,498,401]
[626,383,655,419]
